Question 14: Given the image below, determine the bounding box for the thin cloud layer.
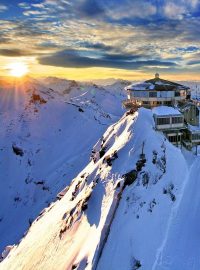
[0,0,199,76]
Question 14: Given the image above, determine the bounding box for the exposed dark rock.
[27,159,32,166]
[81,193,92,212]
[12,144,24,156]
[163,184,176,202]
[116,182,120,188]
[133,259,141,269]
[170,193,176,202]
[30,92,47,105]
[78,108,84,112]
[123,170,138,186]
[152,150,158,164]
[59,226,67,239]
[81,203,88,211]
[99,147,106,158]
[163,188,167,194]
[42,186,49,191]
[142,172,149,187]
[103,156,112,166]
[25,175,32,184]
[113,150,118,159]
[34,181,45,185]
[126,108,136,116]
[14,197,21,202]
[103,150,118,166]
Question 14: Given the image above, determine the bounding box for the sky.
[0,0,200,81]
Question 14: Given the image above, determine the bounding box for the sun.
[7,62,29,77]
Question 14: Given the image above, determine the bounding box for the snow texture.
[1,78,200,270]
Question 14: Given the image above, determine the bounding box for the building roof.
[188,124,200,133]
[126,74,190,91]
[152,106,182,116]
[125,82,154,91]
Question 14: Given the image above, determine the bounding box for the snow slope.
[2,106,198,270]
[152,154,200,270]
[0,77,127,254]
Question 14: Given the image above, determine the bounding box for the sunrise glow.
[7,62,28,77]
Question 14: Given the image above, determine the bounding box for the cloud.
[187,60,200,65]
[23,10,47,16]
[79,41,114,51]
[39,49,177,69]
[0,0,199,76]
[163,2,185,20]
[31,3,46,9]
[0,4,8,12]
[0,49,34,57]
[163,0,200,20]
[12,20,53,38]
[18,2,30,9]
[185,52,200,66]
[37,41,60,49]
[105,0,157,20]
[0,37,10,44]
[173,46,199,53]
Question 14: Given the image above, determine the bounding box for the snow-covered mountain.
[1,79,200,270]
[0,77,127,256]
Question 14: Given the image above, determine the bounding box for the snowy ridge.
[0,77,127,255]
[1,107,195,270]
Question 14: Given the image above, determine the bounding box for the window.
[166,101,172,105]
[163,101,172,106]
[192,133,200,141]
[172,117,183,124]
[175,91,180,97]
[149,91,157,97]
[168,136,176,143]
[157,117,170,125]
[168,135,182,143]
[143,101,150,105]
[133,91,148,97]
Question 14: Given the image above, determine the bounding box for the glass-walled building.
[123,73,191,109]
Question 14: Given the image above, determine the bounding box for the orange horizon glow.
[0,57,199,82]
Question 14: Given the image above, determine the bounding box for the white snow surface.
[1,79,200,270]
[188,124,200,132]
[0,76,127,255]
[152,106,181,116]
[125,82,154,91]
